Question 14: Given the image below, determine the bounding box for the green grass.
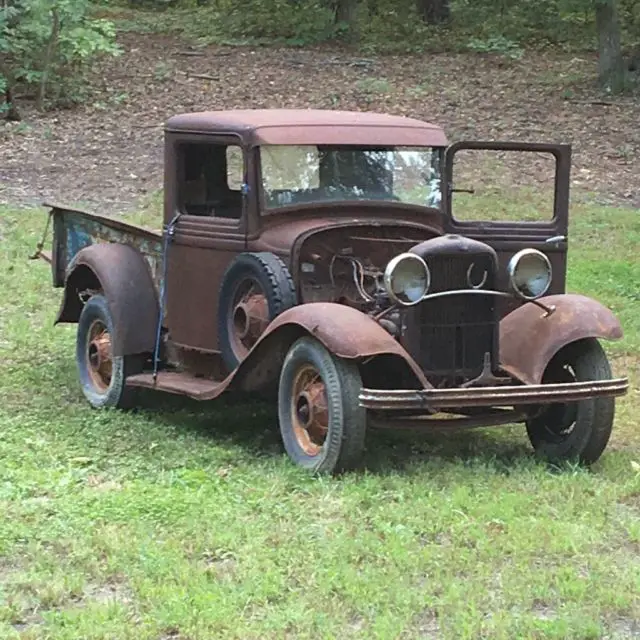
[1,202,640,639]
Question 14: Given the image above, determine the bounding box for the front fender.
[56,243,159,357]
[228,302,431,394]
[499,293,623,385]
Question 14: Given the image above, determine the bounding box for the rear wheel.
[278,336,366,474]
[525,338,615,465]
[76,294,144,409]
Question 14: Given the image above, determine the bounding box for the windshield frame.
[256,143,445,215]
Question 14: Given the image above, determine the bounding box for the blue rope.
[152,212,181,382]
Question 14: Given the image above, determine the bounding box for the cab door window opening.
[178,142,244,219]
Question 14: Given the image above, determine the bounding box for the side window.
[226,146,244,191]
[178,142,245,219]
[450,148,556,223]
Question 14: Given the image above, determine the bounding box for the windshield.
[260,144,443,210]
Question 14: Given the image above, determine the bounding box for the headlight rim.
[383,252,430,307]
[507,248,553,301]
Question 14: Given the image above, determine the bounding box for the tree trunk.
[332,0,358,41]
[1,0,22,119]
[4,85,21,121]
[595,0,626,93]
[334,0,357,26]
[36,8,60,111]
[416,0,451,25]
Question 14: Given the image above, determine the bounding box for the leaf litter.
[0,32,637,214]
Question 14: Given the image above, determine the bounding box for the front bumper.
[359,378,629,411]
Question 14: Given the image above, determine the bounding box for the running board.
[126,372,222,400]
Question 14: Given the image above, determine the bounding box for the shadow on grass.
[363,427,537,475]
[127,385,538,475]
[22,352,586,477]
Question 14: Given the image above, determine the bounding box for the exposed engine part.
[297,225,437,311]
[378,316,401,337]
[329,254,383,303]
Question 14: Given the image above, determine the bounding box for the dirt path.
[1,32,638,214]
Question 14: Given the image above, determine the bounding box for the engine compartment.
[297,225,440,314]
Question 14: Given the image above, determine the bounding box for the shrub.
[1,0,120,114]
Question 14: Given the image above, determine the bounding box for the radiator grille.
[415,253,497,378]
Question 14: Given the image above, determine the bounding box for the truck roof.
[164,108,447,147]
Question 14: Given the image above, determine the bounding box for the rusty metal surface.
[288,222,441,307]
[48,205,162,289]
[255,211,443,256]
[290,362,329,456]
[499,293,624,385]
[57,243,160,358]
[215,302,432,398]
[165,238,244,352]
[86,318,113,391]
[262,303,427,371]
[359,377,629,410]
[126,371,221,397]
[126,302,433,401]
[165,109,448,147]
[368,409,528,431]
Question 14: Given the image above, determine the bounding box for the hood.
[254,207,444,256]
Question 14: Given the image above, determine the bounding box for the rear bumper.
[359,378,629,411]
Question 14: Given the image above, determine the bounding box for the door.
[164,133,250,352]
[443,140,571,315]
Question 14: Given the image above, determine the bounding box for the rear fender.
[230,302,431,394]
[56,243,159,357]
[499,293,623,385]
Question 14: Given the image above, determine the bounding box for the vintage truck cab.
[36,109,629,474]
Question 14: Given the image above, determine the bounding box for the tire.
[525,338,615,465]
[218,252,297,371]
[278,336,366,474]
[76,294,144,409]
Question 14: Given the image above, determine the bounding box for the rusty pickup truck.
[33,108,629,474]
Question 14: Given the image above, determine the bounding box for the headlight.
[507,249,552,300]
[384,253,430,306]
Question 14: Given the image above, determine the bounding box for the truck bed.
[43,203,163,288]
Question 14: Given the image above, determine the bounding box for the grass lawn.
[1,200,639,639]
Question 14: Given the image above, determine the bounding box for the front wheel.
[525,338,616,465]
[76,294,144,409]
[278,336,366,474]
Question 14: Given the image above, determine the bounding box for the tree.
[594,0,627,93]
[332,0,357,36]
[416,0,450,25]
[0,0,120,117]
[0,0,22,120]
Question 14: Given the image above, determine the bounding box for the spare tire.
[218,251,297,371]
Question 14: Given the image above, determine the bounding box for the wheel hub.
[233,293,268,341]
[291,365,328,456]
[296,391,315,427]
[86,320,113,391]
[230,278,269,359]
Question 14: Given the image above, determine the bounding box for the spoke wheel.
[76,294,144,409]
[218,252,296,372]
[278,336,366,474]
